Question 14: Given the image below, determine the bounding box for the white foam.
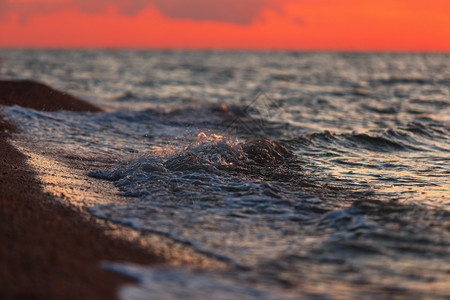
[102,263,295,300]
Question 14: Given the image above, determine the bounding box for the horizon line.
[1,46,450,54]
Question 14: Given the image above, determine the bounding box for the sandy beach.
[0,80,161,299]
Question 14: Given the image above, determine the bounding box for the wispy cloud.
[151,0,279,25]
[1,0,284,24]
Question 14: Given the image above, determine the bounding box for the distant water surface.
[1,50,449,299]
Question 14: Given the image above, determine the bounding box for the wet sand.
[0,80,102,113]
[0,80,162,299]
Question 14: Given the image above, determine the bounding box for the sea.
[1,50,449,299]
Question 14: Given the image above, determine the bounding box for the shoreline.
[0,80,161,299]
[2,78,449,298]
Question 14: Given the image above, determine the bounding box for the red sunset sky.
[0,0,450,51]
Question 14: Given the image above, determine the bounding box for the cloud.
[151,0,278,25]
[73,0,149,16]
[0,0,283,25]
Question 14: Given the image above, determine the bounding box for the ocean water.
[1,50,450,299]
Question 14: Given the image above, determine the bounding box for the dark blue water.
[1,50,449,299]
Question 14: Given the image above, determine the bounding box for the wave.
[290,121,449,154]
[89,133,300,194]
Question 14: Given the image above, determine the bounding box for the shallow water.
[1,50,450,298]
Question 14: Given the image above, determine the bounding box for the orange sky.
[1,0,450,51]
